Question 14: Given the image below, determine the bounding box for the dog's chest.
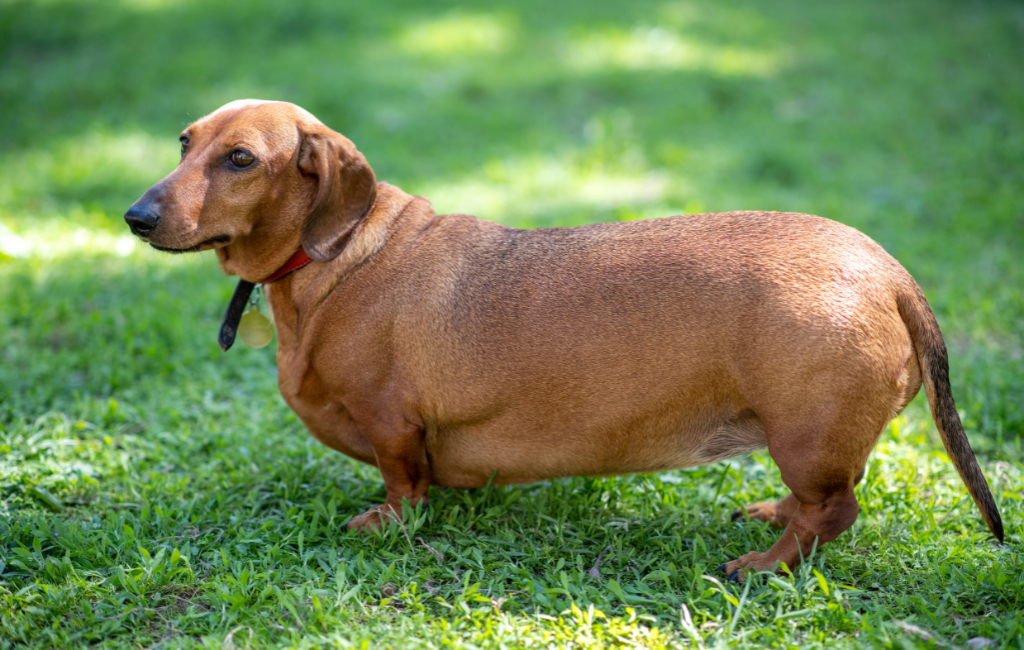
[275,349,378,465]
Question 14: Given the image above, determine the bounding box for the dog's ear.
[298,129,377,262]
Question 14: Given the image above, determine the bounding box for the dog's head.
[124,100,377,280]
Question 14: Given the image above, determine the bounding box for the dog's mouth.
[149,234,232,253]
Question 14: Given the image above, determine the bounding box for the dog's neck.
[262,184,429,390]
[262,248,313,284]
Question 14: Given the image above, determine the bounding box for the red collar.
[260,248,312,284]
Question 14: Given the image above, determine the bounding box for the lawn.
[1,0,1023,648]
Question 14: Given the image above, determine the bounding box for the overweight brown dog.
[124,100,1003,580]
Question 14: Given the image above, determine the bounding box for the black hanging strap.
[218,279,256,351]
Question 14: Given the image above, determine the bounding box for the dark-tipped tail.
[896,284,1003,542]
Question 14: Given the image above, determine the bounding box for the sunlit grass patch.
[423,151,673,227]
[396,12,518,57]
[419,110,697,226]
[118,0,190,10]
[562,26,787,77]
[0,218,139,258]
[0,130,177,231]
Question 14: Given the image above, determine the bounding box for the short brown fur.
[126,100,1003,578]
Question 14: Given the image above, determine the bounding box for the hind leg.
[722,414,880,579]
[732,493,799,529]
[723,488,859,579]
[732,466,865,529]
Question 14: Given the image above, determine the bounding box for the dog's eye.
[179,136,189,157]
[230,150,255,168]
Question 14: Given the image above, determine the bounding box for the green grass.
[2,0,1023,647]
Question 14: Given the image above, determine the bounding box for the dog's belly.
[425,406,767,488]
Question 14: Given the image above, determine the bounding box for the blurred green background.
[2,0,1021,442]
[1,1,1023,647]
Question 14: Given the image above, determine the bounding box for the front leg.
[346,413,431,531]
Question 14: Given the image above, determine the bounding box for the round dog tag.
[238,309,274,348]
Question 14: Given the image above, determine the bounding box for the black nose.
[124,205,160,236]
